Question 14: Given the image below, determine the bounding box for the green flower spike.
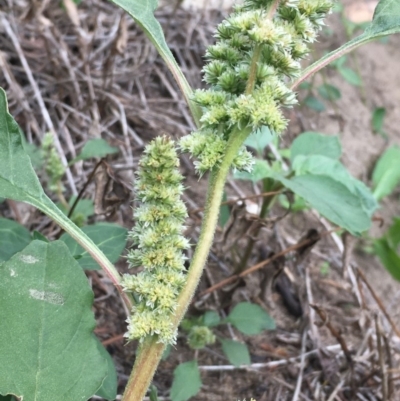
[123,136,189,344]
[180,0,333,175]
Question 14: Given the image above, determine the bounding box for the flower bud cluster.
[123,136,189,344]
[41,132,65,192]
[180,0,333,175]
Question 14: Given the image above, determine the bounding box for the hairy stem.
[122,126,251,401]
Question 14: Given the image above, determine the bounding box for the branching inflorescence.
[180,0,333,175]
[121,0,333,348]
[123,137,189,344]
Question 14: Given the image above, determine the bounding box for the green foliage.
[318,83,341,101]
[331,56,362,86]
[187,326,216,350]
[219,192,230,228]
[225,302,276,335]
[57,196,95,226]
[372,146,400,200]
[304,95,326,112]
[0,240,108,400]
[220,339,251,367]
[371,107,387,137]
[374,218,400,281]
[95,341,118,400]
[71,138,119,163]
[170,360,202,401]
[244,126,274,156]
[60,223,128,270]
[0,218,31,262]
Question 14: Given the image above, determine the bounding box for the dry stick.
[310,304,353,366]
[1,15,78,196]
[375,315,388,401]
[357,268,400,338]
[189,190,282,215]
[292,329,308,401]
[198,344,342,371]
[198,229,336,298]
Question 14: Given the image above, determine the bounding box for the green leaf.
[374,237,400,281]
[0,240,108,401]
[244,126,273,156]
[339,67,362,86]
[72,138,118,163]
[294,0,400,90]
[387,218,400,249]
[226,302,275,335]
[234,159,272,182]
[95,341,118,400]
[372,146,400,200]
[0,88,45,203]
[60,223,128,270]
[371,107,386,136]
[318,83,341,101]
[107,0,199,123]
[202,311,221,327]
[304,95,325,112]
[0,218,32,262]
[365,0,400,36]
[290,132,341,163]
[170,360,202,401]
[220,339,251,367]
[275,174,374,235]
[291,155,378,218]
[0,395,14,401]
[58,197,95,226]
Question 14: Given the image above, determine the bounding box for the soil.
[1,1,400,400]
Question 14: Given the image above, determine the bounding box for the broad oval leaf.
[226,302,275,335]
[291,155,378,218]
[95,341,118,400]
[0,218,31,262]
[220,339,251,367]
[290,132,341,163]
[60,223,128,270]
[275,174,374,235]
[374,237,400,281]
[170,360,202,401]
[0,240,108,401]
[372,146,400,200]
[365,0,400,36]
[72,138,118,163]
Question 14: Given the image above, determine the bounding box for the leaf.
[107,0,199,123]
[371,107,386,135]
[387,218,400,249]
[220,339,250,367]
[95,341,118,400]
[0,218,31,262]
[0,395,14,401]
[339,67,362,86]
[372,146,400,200]
[60,223,128,270]
[0,240,108,401]
[244,126,274,156]
[0,88,45,203]
[58,197,95,226]
[274,174,374,235]
[234,159,272,182]
[304,95,325,112]
[294,0,400,90]
[291,155,378,218]
[290,132,341,163]
[365,0,400,36]
[170,360,202,401]
[318,83,341,101]
[72,138,118,163]
[226,302,275,335]
[374,237,400,281]
[202,311,220,327]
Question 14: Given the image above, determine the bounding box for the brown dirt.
[1,1,400,400]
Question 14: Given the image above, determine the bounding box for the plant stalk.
[122,126,251,401]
